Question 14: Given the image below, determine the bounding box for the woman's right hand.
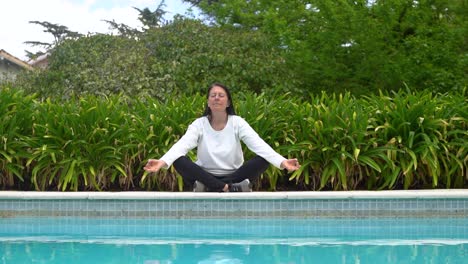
[143,159,167,173]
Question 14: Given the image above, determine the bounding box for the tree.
[24,21,83,60]
[103,19,141,37]
[369,0,468,92]
[185,0,467,94]
[134,0,168,28]
[103,0,168,36]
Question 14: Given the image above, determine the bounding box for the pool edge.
[0,189,467,200]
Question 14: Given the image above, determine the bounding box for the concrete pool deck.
[0,189,468,200]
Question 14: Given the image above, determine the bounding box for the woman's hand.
[281,158,301,171]
[143,159,167,173]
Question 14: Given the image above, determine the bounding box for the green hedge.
[17,18,296,100]
[0,87,466,191]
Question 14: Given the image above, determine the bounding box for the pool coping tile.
[0,189,467,200]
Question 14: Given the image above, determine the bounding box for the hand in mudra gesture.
[281,158,301,172]
[143,159,167,173]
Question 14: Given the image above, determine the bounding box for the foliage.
[17,1,467,98]
[17,17,295,100]
[7,1,465,192]
[140,17,296,95]
[134,0,168,29]
[187,0,467,94]
[0,87,35,188]
[103,0,168,36]
[24,21,83,60]
[363,89,467,189]
[0,87,465,191]
[19,34,151,100]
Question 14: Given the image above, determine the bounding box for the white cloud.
[0,0,192,61]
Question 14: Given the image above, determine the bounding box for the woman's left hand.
[281,158,301,171]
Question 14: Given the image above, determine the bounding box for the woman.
[144,83,300,192]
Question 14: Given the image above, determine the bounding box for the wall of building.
[0,57,25,82]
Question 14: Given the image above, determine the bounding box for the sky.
[1,0,196,61]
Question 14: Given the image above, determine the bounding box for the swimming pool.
[1,190,467,263]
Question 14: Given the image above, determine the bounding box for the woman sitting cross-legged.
[144,83,300,192]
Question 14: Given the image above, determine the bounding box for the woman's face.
[207,85,230,113]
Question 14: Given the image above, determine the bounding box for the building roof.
[0,49,33,70]
[28,53,49,69]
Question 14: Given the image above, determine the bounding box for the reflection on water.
[0,240,466,264]
[1,217,467,263]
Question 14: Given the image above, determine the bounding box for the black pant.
[173,155,269,191]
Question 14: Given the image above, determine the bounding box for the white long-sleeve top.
[160,115,286,176]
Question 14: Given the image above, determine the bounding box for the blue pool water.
[1,239,467,264]
[1,217,467,263]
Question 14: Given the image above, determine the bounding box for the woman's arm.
[147,119,201,170]
[237,116,299,170]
